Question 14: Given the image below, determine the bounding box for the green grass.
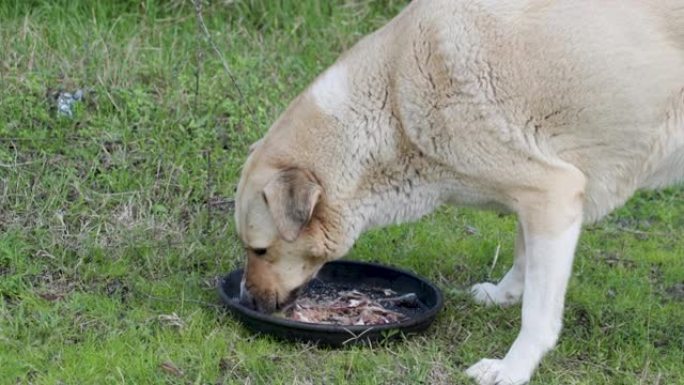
[1,1,683,384]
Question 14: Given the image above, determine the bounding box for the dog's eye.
[252,248,267,256]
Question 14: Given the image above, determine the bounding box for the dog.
[234,0,684,383]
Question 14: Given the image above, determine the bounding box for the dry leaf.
[157,313,185,329]
[159,361,184,377]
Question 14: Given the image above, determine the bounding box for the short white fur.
[309,64,349,116]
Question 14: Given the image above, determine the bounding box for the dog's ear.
[263,169,322,242]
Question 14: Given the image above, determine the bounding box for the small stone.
[465,225,479,235]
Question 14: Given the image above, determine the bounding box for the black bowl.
[218,260,444,347]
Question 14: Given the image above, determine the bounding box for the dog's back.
[656,0,684,51]
[388,0,684,221]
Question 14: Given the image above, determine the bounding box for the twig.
[194,53,202,111]
[488,243,501,279]
[205,149,213,234]
[193,0,203,111]
[341,326,375,346]
[0,161,40,168]
[600,225,679,239]
[192,0,254,117]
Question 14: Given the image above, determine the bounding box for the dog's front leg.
[466,170,585,385]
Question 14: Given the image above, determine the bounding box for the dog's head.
[235,142,335,313]
[234,59,363,313]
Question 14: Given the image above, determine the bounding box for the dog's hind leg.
[466,166,586,385]
[471,221,525,307]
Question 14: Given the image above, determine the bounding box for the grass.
[1,1,683,384]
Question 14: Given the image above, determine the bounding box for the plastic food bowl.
[218,260,444,347]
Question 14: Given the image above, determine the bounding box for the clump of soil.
[281,281,424,326]
[665,283,684,301]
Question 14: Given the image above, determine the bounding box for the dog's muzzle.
[239,278,305,314]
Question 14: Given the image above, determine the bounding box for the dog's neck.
[266,4,491,258]
[293,24,454,258]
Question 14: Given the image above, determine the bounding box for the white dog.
[235,1,684,383]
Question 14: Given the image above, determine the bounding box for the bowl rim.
[218,260,445,334]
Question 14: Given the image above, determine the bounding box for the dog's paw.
[470,282,520,307]
[465,358,530,385]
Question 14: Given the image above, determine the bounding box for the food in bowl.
[280,284,421,326]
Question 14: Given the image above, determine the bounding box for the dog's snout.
[239,279,279,313]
